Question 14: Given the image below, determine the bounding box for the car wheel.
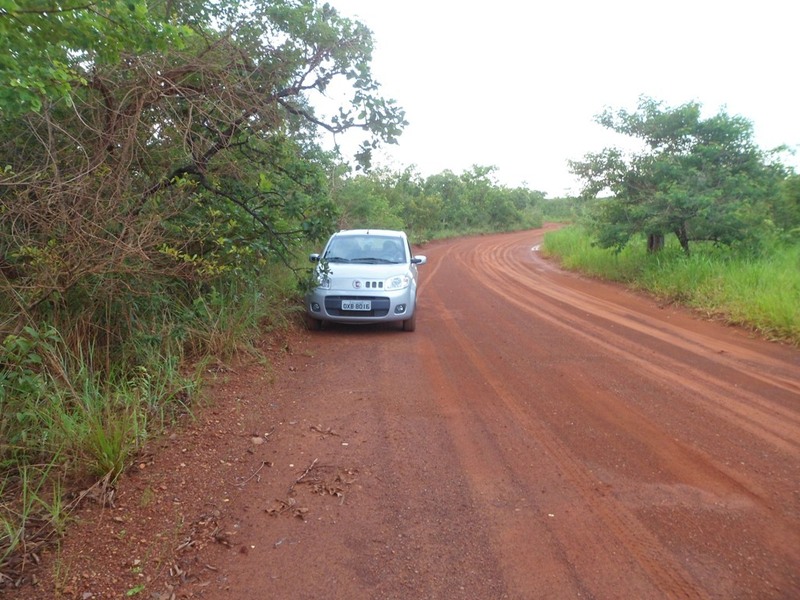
[402,312,416,332]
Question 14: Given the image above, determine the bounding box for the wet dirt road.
[31,226,796,600]
[172,226,799,599]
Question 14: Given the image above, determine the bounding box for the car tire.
[402,312,416,332]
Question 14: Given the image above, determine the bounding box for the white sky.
[326,0,800,197]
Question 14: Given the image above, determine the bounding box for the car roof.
[333,229,407,239]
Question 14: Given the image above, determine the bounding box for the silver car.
[305,229,427,331]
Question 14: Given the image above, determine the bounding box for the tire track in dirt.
[420,286,710,599]
[450,231,800,520]
[457,232,799,460]
[418,228,799,598]
[359,330,509,599]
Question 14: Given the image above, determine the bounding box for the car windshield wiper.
[325,256,352,263]
[354,257,395,264]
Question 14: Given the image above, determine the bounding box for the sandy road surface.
[14,227,799,599]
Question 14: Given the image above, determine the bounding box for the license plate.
[342,300,371,311]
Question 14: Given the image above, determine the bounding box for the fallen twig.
[235,460,271,487]
[310,425,340,437]
[295,458,319,485]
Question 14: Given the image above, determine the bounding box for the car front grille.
[324,296,390,317]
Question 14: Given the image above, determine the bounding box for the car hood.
[321,262,412,288]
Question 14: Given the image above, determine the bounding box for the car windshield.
[324,235,406,264]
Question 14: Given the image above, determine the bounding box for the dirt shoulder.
[7,228,800,599]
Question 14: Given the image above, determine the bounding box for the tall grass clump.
[543,226,800,345]
[183,264,313,360]
[541,225,646,281]
[637,241,800,341]
[1,326,194,476]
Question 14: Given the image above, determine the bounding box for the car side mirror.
[309,253,320,263]
[412,255,427,265]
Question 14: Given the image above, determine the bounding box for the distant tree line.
[329,165,555,239]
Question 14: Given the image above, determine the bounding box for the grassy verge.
[0,264,304,583]
[542,226,800,345]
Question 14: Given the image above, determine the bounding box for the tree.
[0,0,406,336]
[570,97,785,255]
[0,0,189,114]
[773,174,800,234]
[423,170,467,228]
[332,171,404,230]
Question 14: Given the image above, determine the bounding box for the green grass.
[1,463,66,574]
[543,226,800,345]
[0,264,303,578]
[0,328,197,573]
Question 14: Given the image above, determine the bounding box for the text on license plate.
[342,300,371,311]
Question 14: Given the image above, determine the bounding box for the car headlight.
[384,274,411,291]
[316,274,331,289]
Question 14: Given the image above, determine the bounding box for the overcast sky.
[326,0,799,197]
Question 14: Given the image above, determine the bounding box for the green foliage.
[180,269,296,359]
[540,197,579,222]
[772,174,800,236]
[333,171,405,230]
[570,97,788,255]
[0,325,59,450]
[0,326,188,470]
[0,321,198,574]
[0,0,187,114]
[1,463,66,569]
[0,0,403,343]
[1,0,407,521]
[328,165,548,239]
[541,224,647,279]
[543,226,800,344]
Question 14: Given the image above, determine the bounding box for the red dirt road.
[14,227,800,599]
